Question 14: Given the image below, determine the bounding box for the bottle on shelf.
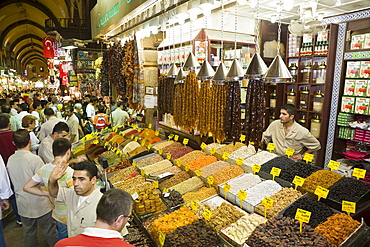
[310,115,321,138]
[302,62,312,83]
[287,88,296,105]
[288,63,298,83]
[316,62,327,84]
[270,89,277,108]
[299,86,310,110]
[313,90,324,112]
[298,114,307,126]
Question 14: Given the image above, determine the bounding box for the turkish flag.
[43,36,55,58]
[59,63,68,85]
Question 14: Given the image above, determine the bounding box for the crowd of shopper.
[0,90,136,247]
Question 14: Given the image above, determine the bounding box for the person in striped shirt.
[23,138,74,240]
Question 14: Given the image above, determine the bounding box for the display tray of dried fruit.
[128,151,153,162]
[256,170,294,188]
[340,218,370,247]
[132,152,158,163]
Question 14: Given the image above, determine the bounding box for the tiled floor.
[3,212,49,247]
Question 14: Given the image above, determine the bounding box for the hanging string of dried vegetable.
[197,80,212,136]
[181,71,199,131]
[122,39,138,109]
[158,77,175,114]
[244,79,264,146]
[173,83,184,127]
[210,84,227,143]
[224,81,241,142]
[100,49,110,96]
[111,43,125,97]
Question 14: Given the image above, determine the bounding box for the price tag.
[293,176,305,189]
[152,181,159,189]
[303,153,314,163]
[353,168,366,180]
[141,140,146,146]
[210,147,216,155]
[166,154,172,160]
[133,124,138,129]
[146,130,150,136]
[132,161,137,167]
[141,169,146,177]
[185,164,190,172]
[183,138,189,145]
[130,134,135,139]
[158,149,163,155]
[267,143,276,152]
[175,160,182,167]
[342,201,356,214]
[238,190,247,208]
[295,208,311,233]
[190,200,199,211]
[239,135,246,142]
[328,160,340,171]
[195,169,202,176]
[155,131,160,137]
[148,123,152,129]
[112,148,117,153]
[134,136,139,142]
[119,131,124,136]
[147,144,152,150]
[162,188,168,193]
[285,148,295,157]
[207,176,214,186]
[174,135,179,141]
[203,209,212,221]
[104,142,109,148]
[200,142,207,150]
[314,186,329,201]
[262,197,274,208]
[222,152,230,161]
[223,183,231,193]
[236,157,244,166]
[168,134,174,140]
[270,167,281,181]
[252,164,261,174]
[138,128,143,133]
[159,232,165,247]
[117,150,122,156]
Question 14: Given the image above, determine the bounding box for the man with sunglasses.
[54,189,134,247]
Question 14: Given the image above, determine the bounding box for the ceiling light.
[335,0,341,6]
[249,0,257,8]
[271,15,276,23]
[187,1,202,21]
[236,0,247,5]
[283,0,294,11]
[200,0,214,16]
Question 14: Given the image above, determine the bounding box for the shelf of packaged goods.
[297,110,323,114]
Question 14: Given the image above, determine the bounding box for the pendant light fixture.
[183,52,200,71]
[226,2,244,81]
[245,0,268,79]
[197,60,214,80]
[264,0,292,83]
[175,67,187,83]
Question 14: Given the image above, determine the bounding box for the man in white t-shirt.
[86,96,97,123]
[0,154,13,247]
[111,101,130,127]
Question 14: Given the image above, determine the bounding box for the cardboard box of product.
[344,80,356,96]
[341,97,355,113]
[355,97,370,115]
[346,61,361,78]
[355,80,368,96]
[351,34,366,49]
[360,61,370,78]
[364,33,370,49]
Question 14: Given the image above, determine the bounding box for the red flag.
[42,36,55,58]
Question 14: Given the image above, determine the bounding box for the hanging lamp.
[213,62,227,84]
[167,64,178,78]
[197,60,214,80]
[264,0,292,83]
[183,52,200,71]
[245,0,268,79]
[226,59,244,81]
[175,67,187,83]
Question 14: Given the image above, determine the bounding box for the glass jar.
[316,62,326,84]
[270,89,277,108]
[298,114,306,126]
[287,88,296,105]
[289,63,298,83]
[313,90,324,112]
[302,62,312,83]
[299,87,310,110]
[310,115,321,138]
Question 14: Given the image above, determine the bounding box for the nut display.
[125,218,154,247]
[222,213,267,245]
[225,173,262,195]
[134,187,166,216]
[229,145,256,160]
[136,154,164,169]
[302,170,342,193]
[153,166,182,176]
[200,161,230,178]
[245,215,331,247]
[212,165,245,185]
[278,161,320,182]
[162,142,183,154]
[176,150,206,165]
[255,187,302,218]
[152,141,175,150]
[214,142,245,160]
[164,220,218,247]
[204,143,226,155]
[245,180,282,206]
[142,160,173,175]
[169,146,194,160]
[160,189,184,208]
[109,166,137,184]
[283,197,334,228]
[242,151,278,171]
[187,156,218,171]
[315,213,361,246]
[105,161,131,174]
[113,175,146,191]
[169,176,204,195]
[159,171,191,190]
[327,177,370,202]
[260,156,296,174]
[182,187,217,203]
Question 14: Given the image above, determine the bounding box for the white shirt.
[10,108,18,116]
[66,114,79,143]
[29,131,40,154]
[82,227,123,239]
[111,108,130,127]
[38,135,54,164]
[17,111,31,122]
[31,111,40,128]
[0,155,13,219]
[39,116,64,141]
[86,104,95,120]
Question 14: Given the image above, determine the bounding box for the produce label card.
[346,61,361,78]
[342,201,356,214]
[360,61,370,78]
[365,33,370,49]
[344,80,355,96]
[355,80,367,96]
[351,34,365,50]
[341,97,355,113]
[355,97,370,115]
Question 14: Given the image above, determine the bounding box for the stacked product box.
[354,80,368,96]
[354,97,370,115]
[360,61,370,78]
[346,61,361,78]
[337,112,354,126]
[364,130,370,143]
[344,79,355,96]
[338,127,354,140]
[341,96,355,113]
[354,129,365,142]
[288,33,299,57]
[351,34,366,49]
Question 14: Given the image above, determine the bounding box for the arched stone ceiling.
[15,43,43,61]
[23,54,47,66]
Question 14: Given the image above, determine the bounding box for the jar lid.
[289,63,297,70]
[288,88,296,95]
[311,115,321,122]
[304,62,312,69]
[314,90,324,97]
[300,87,309,94]
[318,62,326,69]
